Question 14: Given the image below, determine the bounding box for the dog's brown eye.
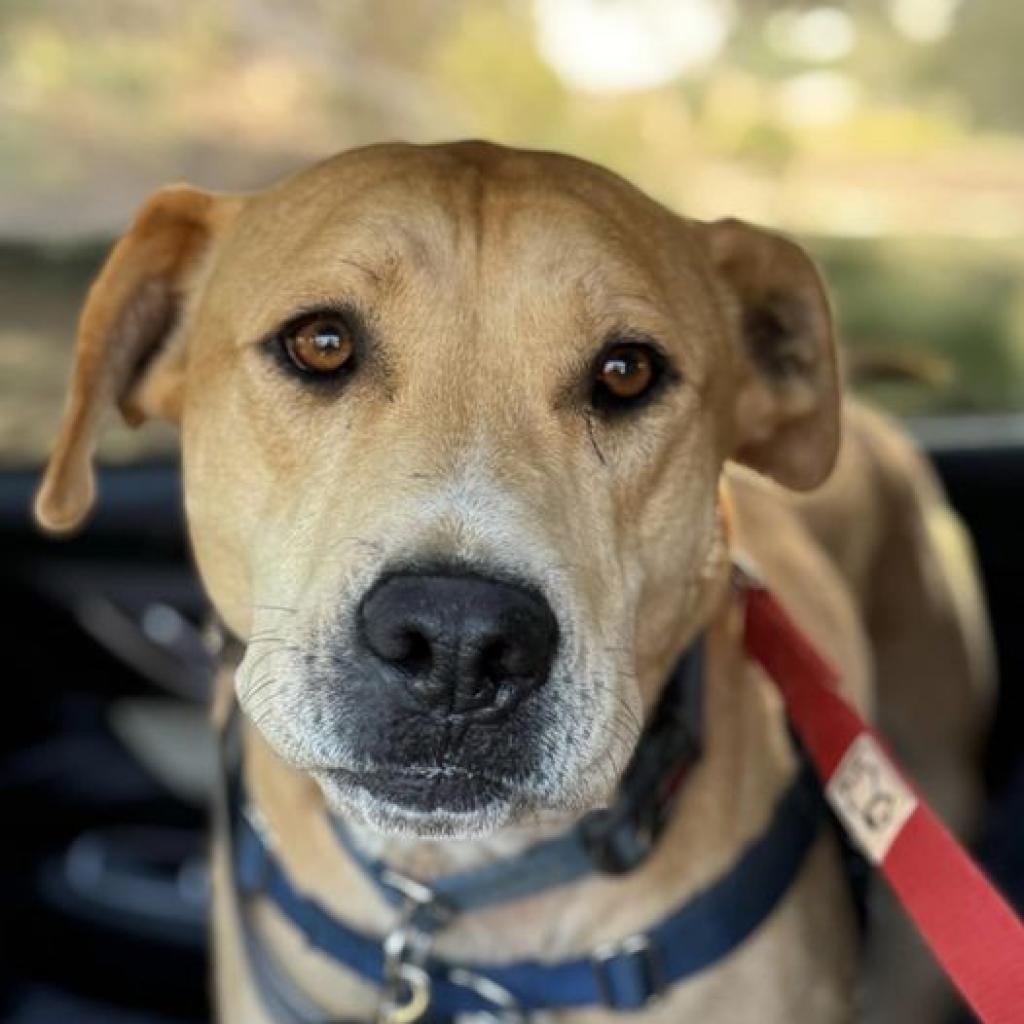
[594,344,657,404]
[283,316,354,375]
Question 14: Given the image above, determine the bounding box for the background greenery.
[2,0,1022,465]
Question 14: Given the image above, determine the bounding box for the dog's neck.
[340,815,573,880]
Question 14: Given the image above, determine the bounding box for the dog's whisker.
[240,645,293,685]
[338,535,387,555]
[244,678,277,705]
[601,713,641,755]
[246,635,297,647]
[245,631,285,643]
[612,700,644,740]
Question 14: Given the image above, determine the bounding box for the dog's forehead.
[263,140,669,240]
[220,143,707,326]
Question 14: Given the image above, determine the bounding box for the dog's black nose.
[358,573,558,720]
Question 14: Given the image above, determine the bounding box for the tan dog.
[35,141,991,1023]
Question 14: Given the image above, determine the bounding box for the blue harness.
[224,637,826,1022]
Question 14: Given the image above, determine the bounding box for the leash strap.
[744,582,1024,1024]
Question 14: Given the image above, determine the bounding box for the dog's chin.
[310,766,531,838]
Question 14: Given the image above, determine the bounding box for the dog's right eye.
[590,341,668,414]
[280,314,355,376]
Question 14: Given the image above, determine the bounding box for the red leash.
[743,580,1024,1024]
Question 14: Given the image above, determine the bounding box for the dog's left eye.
[591,342,663,411]
[281,314,355,375]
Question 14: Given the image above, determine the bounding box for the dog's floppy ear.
[34,185,237,534]
[700,218,840,491]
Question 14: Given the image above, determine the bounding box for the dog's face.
[36,142,838,836]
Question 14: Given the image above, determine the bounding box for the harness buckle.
[380,868,456,932]
[448,968,526,1023]
[591,933,665,1010]
[579,809,657,874]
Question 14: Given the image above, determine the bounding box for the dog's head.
[36,142,838,836]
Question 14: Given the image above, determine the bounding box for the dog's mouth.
[313,764,515,816]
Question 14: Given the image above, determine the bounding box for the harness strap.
[332,820,595,929]
[215,710,363,1024]
[744,582,1024,1024]
[236,762,822,1016]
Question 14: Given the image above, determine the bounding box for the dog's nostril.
[395,629,433,676]
[362,619,434,676]
[357,571,558,719]
[478,637,526,684]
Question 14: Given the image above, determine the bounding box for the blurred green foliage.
[815,237,1024,414]
[1,0,1022,465]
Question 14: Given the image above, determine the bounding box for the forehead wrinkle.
[333,252,393,287]
[479,187,669,307]
[541,260,677,355]
[576,259,672,317]
[229,208,453,347]
[342,211,444,272]
[509,183,712,355]
[231,263,385,347]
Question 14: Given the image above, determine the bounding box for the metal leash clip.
[731,551,767,593]
[377,871,448,1024]
[378,922,432,1024]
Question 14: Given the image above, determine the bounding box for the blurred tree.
[933,1,1024,133]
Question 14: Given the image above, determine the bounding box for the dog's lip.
[313,763,517,816]
[313,763,514,790]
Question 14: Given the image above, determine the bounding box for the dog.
[35,141,993,1022]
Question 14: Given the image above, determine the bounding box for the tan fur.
[36,141,990,1022]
